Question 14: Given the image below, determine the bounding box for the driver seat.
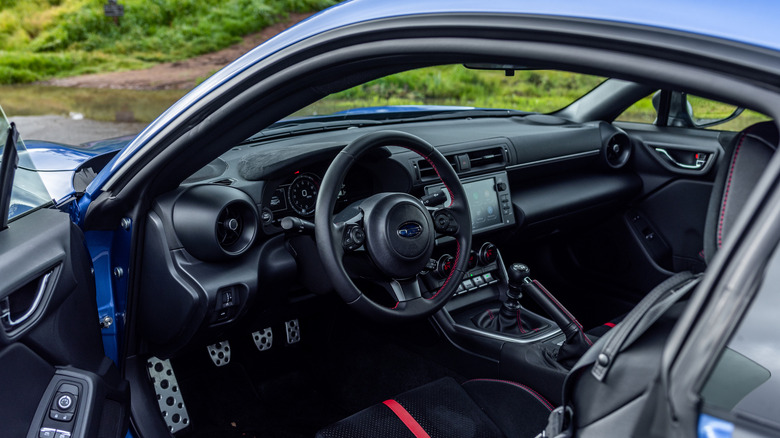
[316,121,778,438]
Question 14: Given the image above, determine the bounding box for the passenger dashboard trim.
[507,150,599,170]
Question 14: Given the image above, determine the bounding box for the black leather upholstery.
[703,121,778,263]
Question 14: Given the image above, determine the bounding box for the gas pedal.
[252,327,273,351]
[285,319,301,344]
[147,357,190,434]
[206,341,231,366]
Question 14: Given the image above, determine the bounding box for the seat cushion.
[316,377,554,438]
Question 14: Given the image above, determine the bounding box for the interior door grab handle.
[654,147,707,170]
[1,271,52,327]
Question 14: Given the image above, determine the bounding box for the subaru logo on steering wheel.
[397,221,423,239]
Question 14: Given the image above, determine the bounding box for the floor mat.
[172,317,462,437]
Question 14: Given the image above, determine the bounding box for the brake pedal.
[285,319,301,344]
[252,328,273,351]
[147,357,190,434]
[206,341,231,366]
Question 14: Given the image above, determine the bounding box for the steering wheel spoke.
[389,276,424,303]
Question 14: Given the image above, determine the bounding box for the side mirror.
[652,90,745,128]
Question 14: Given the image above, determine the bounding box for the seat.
[316,122,778,438]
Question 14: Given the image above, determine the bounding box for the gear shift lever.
[501,263,529,317]
[512,264,592,367]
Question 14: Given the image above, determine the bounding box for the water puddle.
[0,85,187,123]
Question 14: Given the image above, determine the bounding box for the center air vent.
[173,185,258,261]
[417,145,507,180]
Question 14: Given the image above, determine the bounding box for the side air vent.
[416,145,507,180]
[603,132,632,169]
[173,185,258,261]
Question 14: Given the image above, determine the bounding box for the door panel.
[0,208,128,438]
[617,123,734,272]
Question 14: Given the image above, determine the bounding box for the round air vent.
[173,185,258,261]
[603,132,632,169]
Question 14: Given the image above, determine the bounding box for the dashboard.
[136,114,641,358]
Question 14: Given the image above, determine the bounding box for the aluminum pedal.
[252,327,273,351]
[285,319,301,344]
[147,357,190,434]
[206,341,231,366]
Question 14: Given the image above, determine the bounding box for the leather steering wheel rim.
[315,130,472,321]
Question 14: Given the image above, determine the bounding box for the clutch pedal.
[206,341,231,366]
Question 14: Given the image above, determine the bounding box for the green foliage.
[0,0,337,83]
[293,67,605,117]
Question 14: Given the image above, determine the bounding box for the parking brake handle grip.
[509,264,592,367]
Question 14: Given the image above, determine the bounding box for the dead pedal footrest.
[147,357,190,434]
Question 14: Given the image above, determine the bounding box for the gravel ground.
[11,115,146,145]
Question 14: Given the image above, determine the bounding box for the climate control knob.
[478,242,498,265]
[436,254,455,278]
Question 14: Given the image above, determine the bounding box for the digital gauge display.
[287,174,320,216]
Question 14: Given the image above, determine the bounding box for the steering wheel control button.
[342,225,366,251]
[432,209,459,235]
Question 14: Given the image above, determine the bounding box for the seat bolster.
[462,379,554,438]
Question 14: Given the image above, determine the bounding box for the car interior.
[4,15,780,438]
[108,63,771,437]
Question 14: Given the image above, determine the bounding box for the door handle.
[654,147,709,170]
[1,271,52,327]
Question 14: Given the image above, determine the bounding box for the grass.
[293,67,606,117]
[0,0,338,84]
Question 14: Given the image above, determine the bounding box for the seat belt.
[537,271,701,438]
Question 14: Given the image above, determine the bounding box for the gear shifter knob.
[508,263,530,285]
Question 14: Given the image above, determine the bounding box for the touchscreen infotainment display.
[426,175,505,232]
[464,178,502,230]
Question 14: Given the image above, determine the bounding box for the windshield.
[289,65,605,119]
[0,106,52,222]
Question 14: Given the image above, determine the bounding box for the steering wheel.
[316,131,472,321]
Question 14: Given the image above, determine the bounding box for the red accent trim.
[464,379,555,411]
[516,309,526,333]
[430,239,460,299]
[719,131,749,249]
[487,309,495,320]
[392,302,399,310]
[604,322,616,328]
[533,280,593,346]
[382,399,431,438]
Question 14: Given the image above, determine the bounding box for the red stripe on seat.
[604,322,616,328]
[382,399,431,438]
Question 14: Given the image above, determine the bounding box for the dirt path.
[41,12,313,90]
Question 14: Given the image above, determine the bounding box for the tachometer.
[287,174,319,216]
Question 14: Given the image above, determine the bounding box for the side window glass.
[615,92,769,131]
[0,106,52,222]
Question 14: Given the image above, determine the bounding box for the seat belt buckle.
[536,406,572,438]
